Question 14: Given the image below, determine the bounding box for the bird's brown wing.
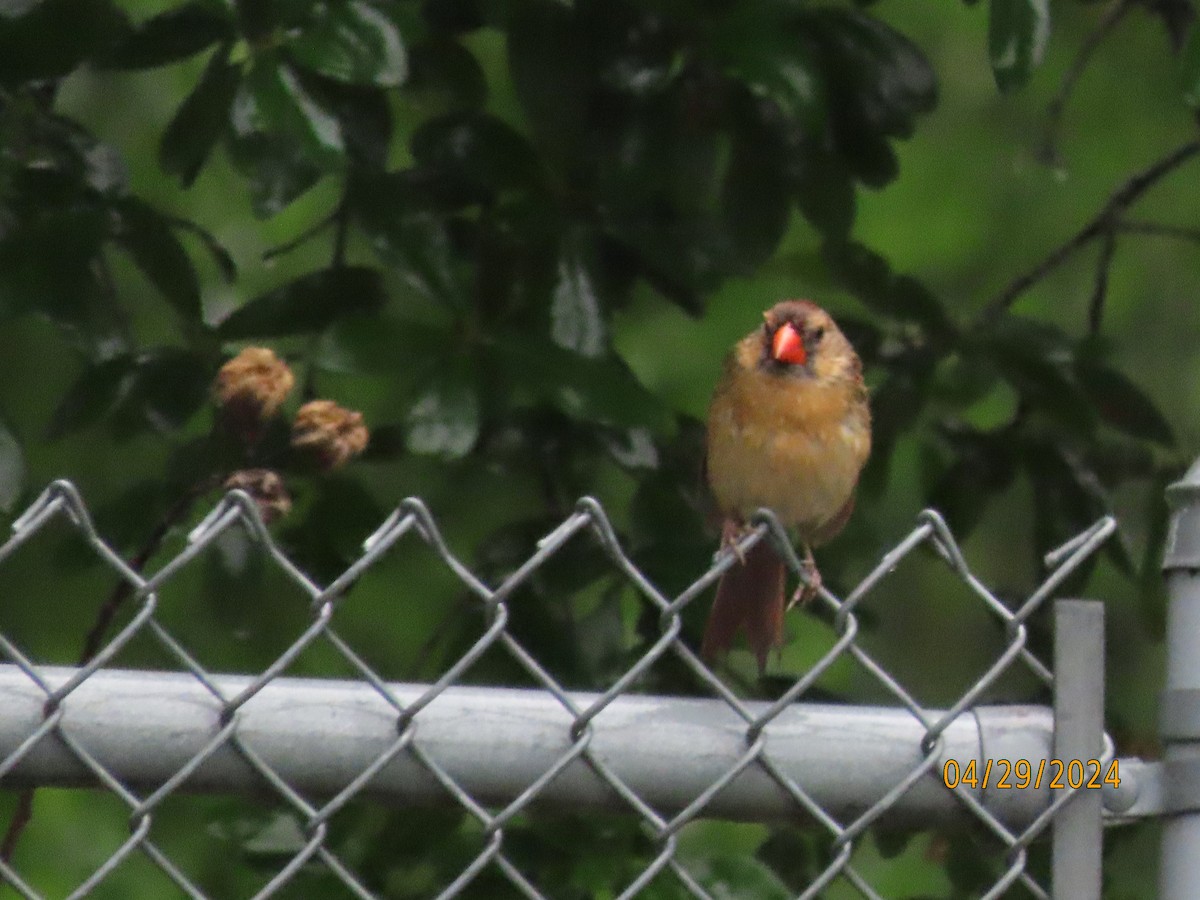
[809,492,857,548]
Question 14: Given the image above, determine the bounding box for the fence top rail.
[0,662,1058,828]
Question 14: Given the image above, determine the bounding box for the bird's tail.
[700,540,786,673]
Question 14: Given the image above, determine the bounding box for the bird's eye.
[811,326,826,342]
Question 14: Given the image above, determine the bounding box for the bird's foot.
[788,547,822,609]
[720,519,749,566]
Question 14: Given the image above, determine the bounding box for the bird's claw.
[720,520,748,566]
[787,547,821,609]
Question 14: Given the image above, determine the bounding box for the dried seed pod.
[214,347,295,447]
[223,468,293,524]
[291,400,369,471]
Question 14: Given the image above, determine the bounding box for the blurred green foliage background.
[1,0,1198,895]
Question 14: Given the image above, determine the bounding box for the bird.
[701,299,871,671]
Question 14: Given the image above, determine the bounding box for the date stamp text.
[942,758,1120,791]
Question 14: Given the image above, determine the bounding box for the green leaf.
[921,343,996,401]
[582,2,678,97]
[310,80,393,169]
[988,0,1050,93]
[923,427,1018,537]
[46,355,136,440]
[506,0,590,161]
[160,43,242,186]
[721,107,792,269]
[111,199,201,320]
[353,174,471,307]
[242,813,308,859]
[233,57,346,168]
[709,6,824,128]
[49,351,210,441]
[93,481,169,551]
[842,132,899,188]
[217,267,386,338]
[359,423,406,460]
[980,318,1095,434]
[756,829,822,889]
[411,112,541,193]
[834,315,883,364]
[395,217,470,308]
[629,456,709,554]
[5,116,126,198]
[114,349,212,435]
[822,241,952,336]
[317,314,446,375]
[889,276,953,338]
[225,139,323,217]
[1087,435,1158,483]
[226,55,345,212]
[551,243,606,358]
[791,146,856,238]
[0,207,108,322]
[804,8,937,137]
[422,0,486,34]
[407,37,488,110]
[600,426,658,470]
[1076,363,1174,447]
[927,457,991,538]
[100,0,233,70]
[801,8,935,187]
[873,828,916,860]
[405,357,480,458]
[0,417,27,513]
[493,335,670,431]
[0,0,127,85]
[171,218,238,283]
[696,854,791,900]
[1180,23,1200,107]
[945,830,1001,894]
[859,368,927,498]
[287,0,408,87]
[1023,438,1112,570]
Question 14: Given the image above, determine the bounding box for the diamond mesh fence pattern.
[0,480,1121,899]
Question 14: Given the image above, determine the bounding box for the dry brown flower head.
[291,400,369,471]
[214,347,295,444]
[223,469,293,524]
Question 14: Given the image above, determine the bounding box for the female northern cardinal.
[702,300,871,671]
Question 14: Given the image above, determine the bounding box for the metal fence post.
[1052,599,1105,899]
[1159,458,1200,898]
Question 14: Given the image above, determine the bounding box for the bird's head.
[757,300,860,384]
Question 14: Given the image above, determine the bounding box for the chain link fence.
[0,477,1162,899]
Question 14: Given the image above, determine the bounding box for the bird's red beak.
[771,322,807,366]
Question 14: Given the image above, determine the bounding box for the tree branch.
[77,477,221,666]
[262,211,337,262]
[1116,219,1200,243]
[1041,0,1135,166]
[979,139,1200,325]
[331,191,350,270]
[1088,230,1118,336]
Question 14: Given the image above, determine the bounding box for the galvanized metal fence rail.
[0,472,1173,899]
